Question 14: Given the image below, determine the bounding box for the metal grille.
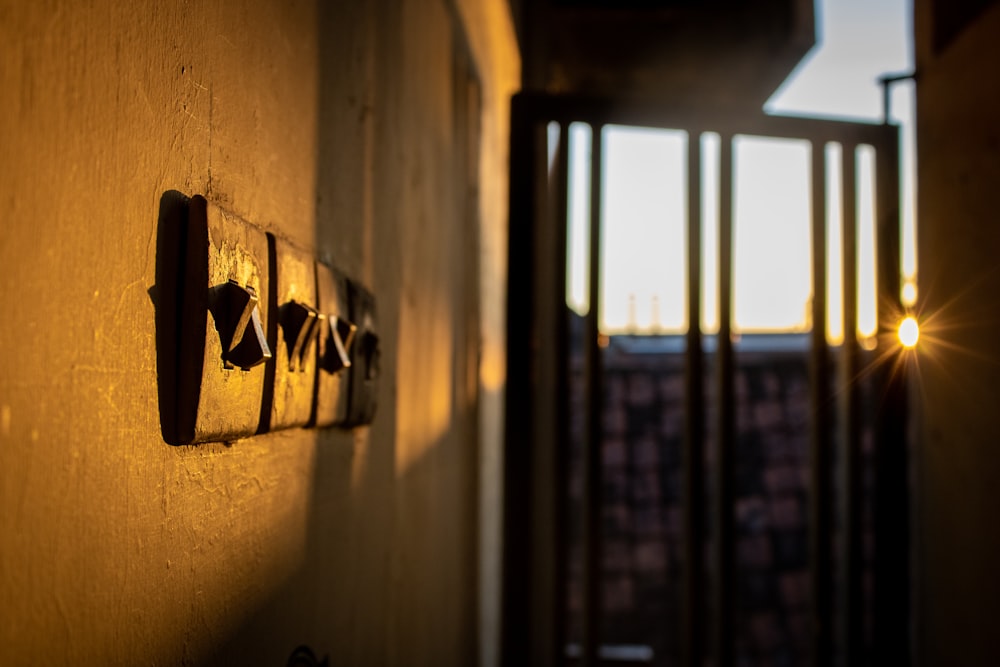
[503,93,909,667]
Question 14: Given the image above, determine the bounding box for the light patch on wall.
[479,338,506,393]
[1,405,10,437]
[395,298,455,475]
[351,429,372,491]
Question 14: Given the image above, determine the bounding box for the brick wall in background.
[565,332,876,666]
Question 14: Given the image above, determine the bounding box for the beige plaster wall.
[914,2,1000,664]
[0,1,518,665]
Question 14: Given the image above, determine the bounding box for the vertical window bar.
[713,132,736,667]
[872,130,910,666]
[531,121,562,666]
[552,123,572,666]
[840,144,864,667]
[810,141,833,667]
[580,123,605,667]
[683,132,706,667]
[501,100,536,667]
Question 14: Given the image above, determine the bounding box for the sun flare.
[898,316,919,348]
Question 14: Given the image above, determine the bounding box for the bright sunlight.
[566,0,914,340]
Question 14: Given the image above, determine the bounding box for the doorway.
[502,93,911,667]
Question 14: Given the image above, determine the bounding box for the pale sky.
[566,0,914,338]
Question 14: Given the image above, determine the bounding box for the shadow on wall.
[193,405,481,666]
[149,190,190,447]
